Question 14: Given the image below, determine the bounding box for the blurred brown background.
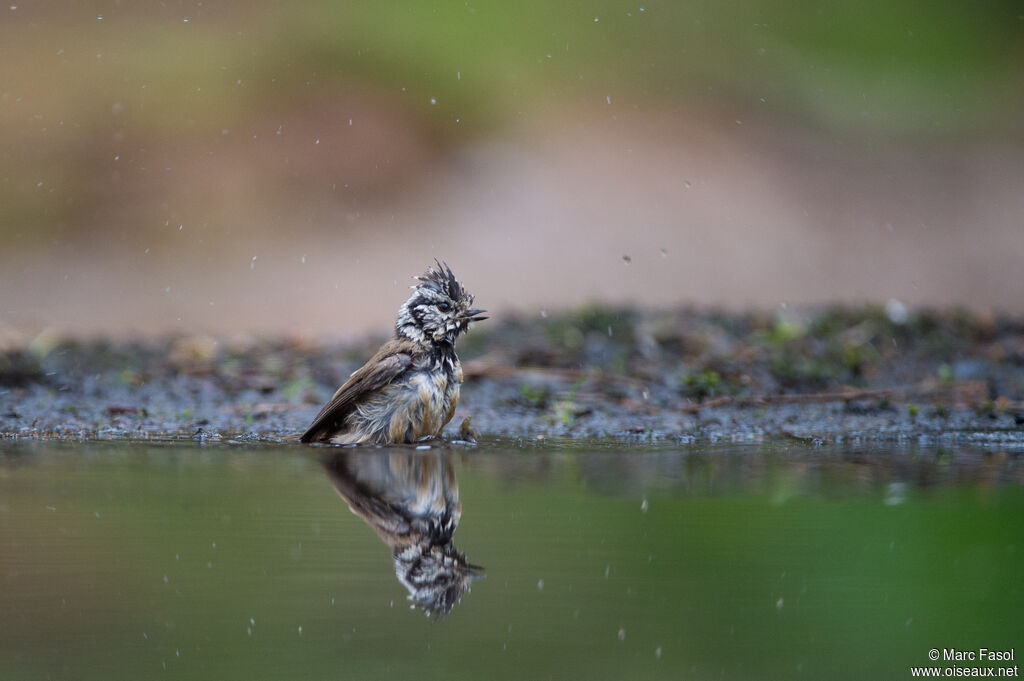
[2,0,1022,340]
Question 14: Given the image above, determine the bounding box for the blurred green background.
[2,1,1023,338]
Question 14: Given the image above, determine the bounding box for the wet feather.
[300,263,484,444]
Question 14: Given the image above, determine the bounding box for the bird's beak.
[459,308,488,323]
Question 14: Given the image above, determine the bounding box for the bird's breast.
[384,365,461,442]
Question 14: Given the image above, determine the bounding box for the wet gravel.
[2,304,1023,447]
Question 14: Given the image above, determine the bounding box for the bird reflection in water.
[324,450,481,618]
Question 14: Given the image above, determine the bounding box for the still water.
[1,440,1020,680]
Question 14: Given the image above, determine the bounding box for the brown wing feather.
[300,338,419,443]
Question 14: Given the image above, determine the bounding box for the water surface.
[1,440,1020,680]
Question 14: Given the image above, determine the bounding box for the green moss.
[282,377,314,403]
[517,383,551,409]
[548,377,587,427]
[681,368,723,401]
[755,318,806,348]
[754,309,895,390]
[552,398,576,427]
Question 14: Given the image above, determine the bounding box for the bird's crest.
[414,260,465,302]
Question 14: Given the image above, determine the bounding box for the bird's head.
[396,261,486,345]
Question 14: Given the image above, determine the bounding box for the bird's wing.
[300,339,417,443]
[323,452,414,543]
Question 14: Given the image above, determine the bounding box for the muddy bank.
[2,305,1023,446]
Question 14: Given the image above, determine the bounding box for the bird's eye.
[437,301,451,312]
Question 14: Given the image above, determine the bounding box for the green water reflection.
[0,441,1020,680]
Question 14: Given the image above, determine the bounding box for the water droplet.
[537,579,544,591]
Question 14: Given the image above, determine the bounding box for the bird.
[300,261,486,445]
[323,449,481,618]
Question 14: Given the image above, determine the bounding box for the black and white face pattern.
[394,542,477,619]
[396,262,486,345]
